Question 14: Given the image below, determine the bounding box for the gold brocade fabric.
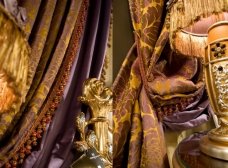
[114,1,168,167]
[114,0,206,167]
[0,0,84,164]
[113,45,168,168]
[0,4,30,140]
[128,0,165,73]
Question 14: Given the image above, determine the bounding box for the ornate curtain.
[0,0,111,167]
[113,0,211,167]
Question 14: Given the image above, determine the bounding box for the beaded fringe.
[2,0,89,166]
[101,9,113,86]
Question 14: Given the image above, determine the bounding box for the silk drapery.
[0,0,111,167]
[113,1,211,167]
[23,1,111,167]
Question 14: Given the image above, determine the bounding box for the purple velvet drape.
[22,0,111,167]
[163,90,212,131]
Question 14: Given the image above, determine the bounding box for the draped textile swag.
[113,0,211,167]
[0,0,111,167]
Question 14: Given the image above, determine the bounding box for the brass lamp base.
[200,135,228,160]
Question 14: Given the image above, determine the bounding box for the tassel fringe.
[169,0,228,56]
[173,31,207,57]
[0,6,30,113]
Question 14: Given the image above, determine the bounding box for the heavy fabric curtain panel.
[113,0,211,167]
[0,0,111,167]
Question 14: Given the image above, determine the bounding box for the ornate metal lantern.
[200,21,228,160]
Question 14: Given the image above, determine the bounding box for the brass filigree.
[211,42,226,58]
[212,63,228,109]
[74,78,112,168]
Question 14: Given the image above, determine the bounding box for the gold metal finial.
[73,78,112,168]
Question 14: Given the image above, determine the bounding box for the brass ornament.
[72,78,112,168]
[200,21,228,160]
[211,42,226,58]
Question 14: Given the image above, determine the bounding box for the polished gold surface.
[173,133,228,168]
[0,4,30,113]
[200,136,228,160]
[73,78,112,168]
[200,21,228,160]
[200,150,228,168]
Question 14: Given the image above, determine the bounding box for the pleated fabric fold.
[0,0,111,167]
[113,0,211,167]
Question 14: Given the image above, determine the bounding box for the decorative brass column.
[71,78,112,168]
[200,21,228,160]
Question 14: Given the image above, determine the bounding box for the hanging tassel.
[0,5,30,113]
[170,0,228,33]
[169,0,228,55]
[173,31,207,57]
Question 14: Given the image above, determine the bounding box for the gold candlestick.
[200,21,228,160]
